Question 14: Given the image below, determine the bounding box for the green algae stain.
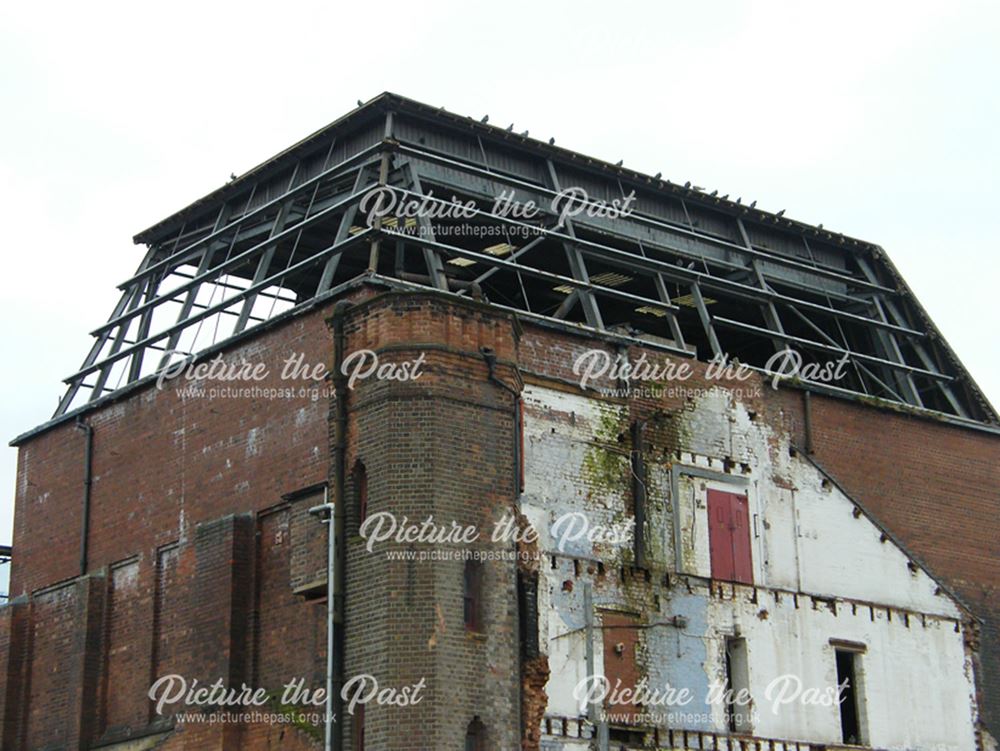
[580,404,629,498]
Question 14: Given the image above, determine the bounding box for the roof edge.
[133,91,880,251]
[13,273,1000,448]
[794,448,981,623]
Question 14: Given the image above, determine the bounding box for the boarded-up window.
[288,489,328,596]
[707,490,753,584]
[353,460,368,525]
[601,611,641,724]
[152,544,181,698]
[464,560,482,631]
[255,507,326,703]
[103,558,146,733]
[725,637,753,733]
[517,571,539,659]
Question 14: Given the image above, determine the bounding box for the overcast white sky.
[1,0,998,560]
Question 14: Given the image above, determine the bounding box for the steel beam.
[120,145,382,291]
[691,282,722,359]
[403,167,915,336]
[91,186,368,340]
[403,163,449,291]
[396,142,897,295]
[65,230,372,384]
[234,165,300,334]
[712,317,954,381]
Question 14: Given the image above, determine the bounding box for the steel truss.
[52,94,996,427]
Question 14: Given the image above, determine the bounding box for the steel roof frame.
[47,97,996,428]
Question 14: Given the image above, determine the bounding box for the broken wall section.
[521,381,978,750]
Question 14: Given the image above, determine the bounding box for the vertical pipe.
[583,582,594,717]
[583,583,608,751]
[480,346,526,747]
[515,397,524,494]
[631,420,646,569]
[309,491,336,751]
[803,390,814,455]
[480,347,521,489]
[331,301,351,751]
[76,418,94,576]
[326,484,335,751]
[317,486,334,751]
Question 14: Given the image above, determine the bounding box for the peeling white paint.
[111,560,139,590]
[245,426,261,457]
[523,383,978,750]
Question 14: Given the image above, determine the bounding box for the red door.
[602,611,641,722]
[708,490,735,580]
[729,493,753,584]
[707,490,753,584]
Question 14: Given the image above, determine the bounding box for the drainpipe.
[803,390,814,455]
[76,418,93,576]
[480,347,521,491]
[330,301,351,751]
[309,487,335,751]
[630,420,646,569]
[481,345,526,742]
[583,583,609,751]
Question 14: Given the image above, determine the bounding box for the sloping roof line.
[130,91,998,424]
[794,448,979,623]
[134,91,875,249]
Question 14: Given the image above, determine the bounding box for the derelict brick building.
[1,93,997,750]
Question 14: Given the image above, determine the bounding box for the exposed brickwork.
[101,558,148,735]
[341,293,522,750]
[24,574,105,749]
[254,499,326,697]
[520,654,549,751]
[3,301,340,748]
[0,599,28,748]
[517,321,1000,739]
[762,387,1000,736]
[9,305,335,597]
[1,285,997,748]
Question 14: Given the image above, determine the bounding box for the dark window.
[608,727,645,744]
[464,560,482,631]
[353,460,368,525]
[352,702,365,751]
[835,648,864,744]
[724,637,752,733]
[465,717,485,751]
[707,490,753,584]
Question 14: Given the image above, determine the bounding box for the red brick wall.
[10,306,334,597]
[102,559,148,733]
[2,289,527,749]
[23,575,104,749]
[254,500,326,701]
[341,292,522,750]
[0,600,28,748]
[5,302,339,749]
[3,286,998,748]
[762,386,1000,734]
